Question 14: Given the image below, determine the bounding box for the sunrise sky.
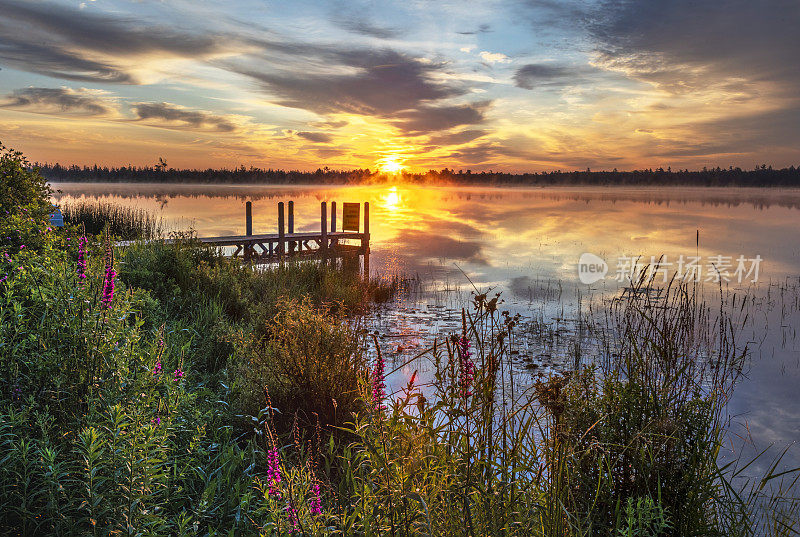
[0,0,798,172]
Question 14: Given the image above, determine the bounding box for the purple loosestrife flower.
[100,238,115,308]
[372,353,386,411]
[173,368,184,382]
[101,266,116,308]
[153,360,162,375]
[267,447,282,496]
[77,237,87,280]
[287,502,299,533]
[310,481,322,515]
[151,416,161,426]
[457,336,475,398]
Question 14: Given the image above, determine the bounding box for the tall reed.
[61,200,162,239]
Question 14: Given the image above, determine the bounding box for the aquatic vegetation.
[61,199,163,240]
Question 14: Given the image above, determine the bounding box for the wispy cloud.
[0,0,233,83]
[513,64,589,89]
[131,102,238,133]
[297,131,334,143]
[333,16,400,39]
[479,51,511,64]
[1,86,115,116]
[234,46,487,135]
[391,103,490,134]
[589,0,800,94]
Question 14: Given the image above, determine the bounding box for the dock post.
[288,200,295,254]
[278,202,285,261]
[331,201,337,232]
[320,201,328,264]
[246,201,253,236]
[363,202,370,278]
[245,201,253,261]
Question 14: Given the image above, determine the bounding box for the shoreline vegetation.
[37,161,800,187]
[3,142,800,535]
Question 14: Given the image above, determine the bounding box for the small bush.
[0,142,51,216]
[232,298,366,431]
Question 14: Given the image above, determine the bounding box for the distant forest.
[36,162,800,187]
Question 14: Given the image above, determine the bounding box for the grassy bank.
[2,144,798,535]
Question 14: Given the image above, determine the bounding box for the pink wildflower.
[267,447,281,496]
[173,368,184,382]
[153,360,162,375]
[457,336,475,398]
[287,502,299,532]
[77,237,87,280]
[100,240,115,307]
[310,481,322,515]
[372,353,386,411]
[100,266,116,307]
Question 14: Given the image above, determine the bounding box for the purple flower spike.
[267,447,281,496]
[372,353,386,411]
[77,237,87,281]
[100,241,115,307]
[287,502,299,532]
[310,481,322,515]
[101,267,116,308]
[173,368,184,382]
[458,336,475,398]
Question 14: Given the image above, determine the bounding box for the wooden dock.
[122,200,370,275]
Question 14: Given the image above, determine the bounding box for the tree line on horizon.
[35,161,800,187]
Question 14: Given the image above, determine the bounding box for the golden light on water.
[380,186,402,211]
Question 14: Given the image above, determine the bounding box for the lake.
[51,182,800,477]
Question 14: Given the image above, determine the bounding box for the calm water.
[52,183,800,476]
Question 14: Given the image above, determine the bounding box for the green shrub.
[231,297,366,432]
[0,142,51,216]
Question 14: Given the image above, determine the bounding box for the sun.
[379,159,405,174]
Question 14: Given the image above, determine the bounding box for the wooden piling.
[331,201,337,232]
[245,201,253,261]
[278,202,285,260]
[245,201,252,236]
[320,201,328,263]
[288,200,295,254]
[363,201,370,278]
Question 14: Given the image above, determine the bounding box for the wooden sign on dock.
[342,203,360,232]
